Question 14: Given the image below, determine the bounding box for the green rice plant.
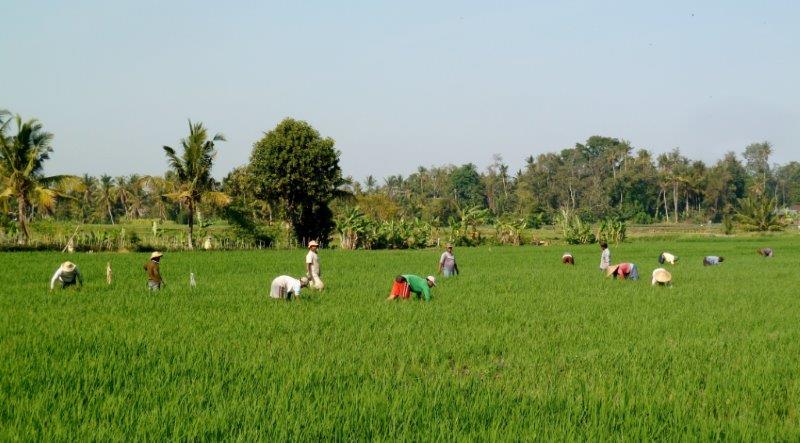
[3,236,800,439]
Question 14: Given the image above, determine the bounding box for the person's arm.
[422,285,431,302]
[438,253,444,274]
[306,254,313,276]
[293,283,302,301]
[454,258,459,275]
[49,268,62,290]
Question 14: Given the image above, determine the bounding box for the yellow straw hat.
[606,264,619,277]
[653,268,672,284]
[61,261,76,272]
[150,251,163,259]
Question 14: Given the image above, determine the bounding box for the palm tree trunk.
[108,201,115,225]
[17,194,30,245]
[673,183,679,223]
[187,201,194,250]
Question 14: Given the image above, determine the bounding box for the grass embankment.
[2,236,799,439]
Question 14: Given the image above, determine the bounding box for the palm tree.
[79,174,98,222]
[163,120,230,249]
[141,175,176,221]
[95,174,117,224]
[0,112,68,244]
[736,196,785,232]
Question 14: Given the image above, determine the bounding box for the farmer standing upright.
[306,240,324,290]
[438,243,459,277]
[599,242,611,272]
[144,251,164,291]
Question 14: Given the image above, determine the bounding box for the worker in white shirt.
[305,240,324,290]
[50,261,83,290]
[658,252,678,265]
[269,275,309,301]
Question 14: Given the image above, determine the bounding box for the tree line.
[2,108,798,248]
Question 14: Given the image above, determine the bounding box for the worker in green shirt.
[387,274,436,301]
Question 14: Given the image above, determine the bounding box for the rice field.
[2,235,800,440]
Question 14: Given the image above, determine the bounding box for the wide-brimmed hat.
[653,268,672,284]
[150,251,163,259]
[426,275,436,286]
[445,243,453,248]
[61,261,76,272]
[299,276,309,285]
[606,264,620,277]
[308,240,319,248]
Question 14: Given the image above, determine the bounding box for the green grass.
[2,236,800,440]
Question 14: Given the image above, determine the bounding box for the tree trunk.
[672,183,679,223]
[187,201,194,250]
[662,189,670,222]
[108,202,115,225]
[17,194,29,245]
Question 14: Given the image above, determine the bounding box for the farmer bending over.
[703,256,724,266]
[651,268,672,286]
[270,275,309,301]
[607,263,639,280]
[659,252,678,265]
[50,261,83,290]
[757,248,774,258]
[387,275,436,301]
[562,252,574,265]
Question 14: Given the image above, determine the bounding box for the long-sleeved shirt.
[144,260,162,283]
[50,267,82,289]
[402,274,432,301]
[600,249,611,270]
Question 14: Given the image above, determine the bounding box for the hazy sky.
[2,1,798,181]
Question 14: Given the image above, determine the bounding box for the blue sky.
[2,0,798,181]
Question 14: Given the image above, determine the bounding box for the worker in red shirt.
[606,263,639,280]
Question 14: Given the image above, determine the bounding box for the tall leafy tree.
[450,163,486,210]
[248,118,345,243]
[0,112,69,244]
[163,120,230,249]
[743,142,773,197]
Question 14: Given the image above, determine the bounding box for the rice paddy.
[2,235,800,440]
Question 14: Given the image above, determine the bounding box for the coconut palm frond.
[33,186,58,210]
[202,191,231,207]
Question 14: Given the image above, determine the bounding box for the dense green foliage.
[1,110,798,248]
[2,236,800,439]
[248,118,345,243]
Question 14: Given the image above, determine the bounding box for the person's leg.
[388,277,407,300]
[270,282,283,299]
[312,273,324,290]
